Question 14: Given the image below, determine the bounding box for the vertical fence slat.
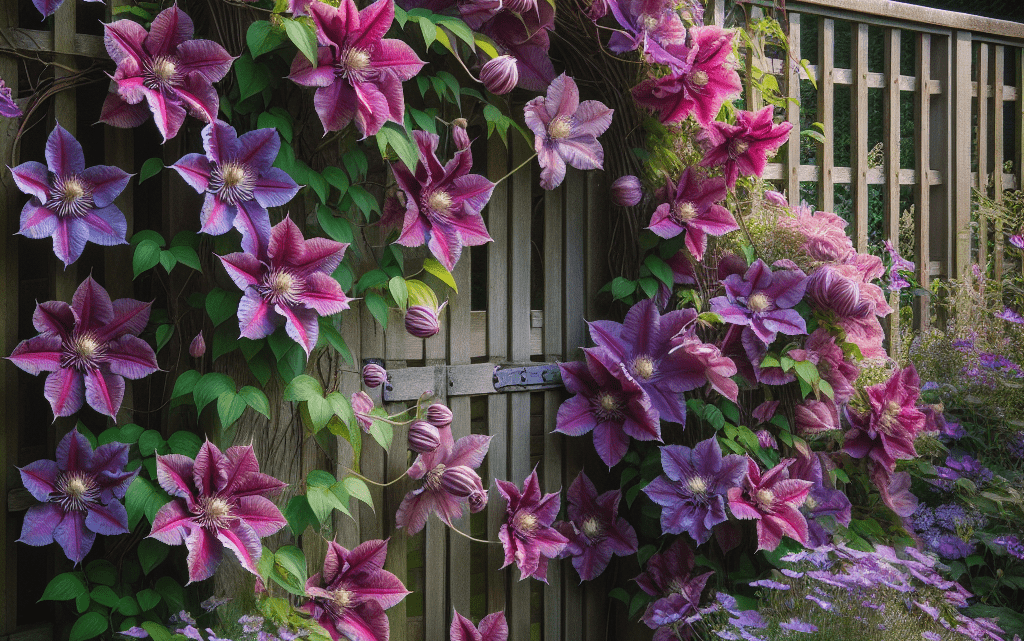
[424,287,449,641]
[1017,49,1024,194]
[930,35,953,290]
[977,43,989,269]
[914,33,932,329]
[953,31,974,279]
[818,17,835,212]
[335,309,361,548]
[853,23,870,251]
[992,46,1005,279]
[360,306,386,540]
[786,13,802,201]
[746,7,765,111]
[884,28,901,343]
[384,308,409,641]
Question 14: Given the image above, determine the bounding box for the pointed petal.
[82,206,129,247]
[313,81,356,133]
[44,368,86,417]
[234,495,287,537]
[103,18,149,66]
[32,301,74,337]
[185,526,224,583]
[253,168,300,208]
[19,459,60,501]
[593,421,629,467]
[101,298,152,342]
[573,100,613,137]
[104,335,159,379]
[156,453,198,499]
[288,47,338,88]
[79,165,130,208]
[447,434,492,469]
[46,122,85,176]
[99,91,151,129]
[149,499,194,544]
[144,5,193,58]
[53,510,95,564]
[367,39,424,79]
[356,571,410,609]
[171,153,212,193]
[84,367,125,418]
[72,276,115,330]
[545,74,579,121]
[144,87,187,142]
[10,161,51,202]
[277,302,318,356]
[299,272,351,316]
[537,145,566,190]
[233,200,272,255]
[238,292,278,340]
[18,503,61,546]
[479,612,508,641]
[51,217,89,266]
[176,39,234,83]
[193,440,229,498]
[218,521,263,576]
[85,499,130,535]
[351,0,394,49]
[395,489,433,534]
[450,611,481,641]
[218,252,263,290]
[234,128,280,174]
[200,195,237,236]
[7,335,63,374]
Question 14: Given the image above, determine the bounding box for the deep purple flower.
[711,259,808,345]
[634,538,714,636]
[667,326,739,401]
[524,74,613,190]
[102,6,233,141]
[479,56,519,95]
[10,123,130,266]
[554,471,637,581]
[7,276,158,418]
[404,303,445,338]
[393,130,494,271]
[883,240,914,292]
[648,168,738,260]
[172,121,299,254]
[288,0,425,136]
[189,332,206,358]
[300,539,410,641]
[788,453,851,547]
[699,106,792,189]
[352,391,375,432]
[362,363,387,388]
[1010,234,1024,250]
[150,441,288,583]
[844,365,925,475]
[408,420,441,453]
[17,429,137,564]
[0,75,21,117]
[611,175,643,207]
[643,436,746,544]
[470,2,556,92]
[727,457,813,551]
[450,610,507,641]
[495,469,568,582]
[396,434,491,534]
[218,216,351,356]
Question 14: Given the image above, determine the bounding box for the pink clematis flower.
[0,76,21,117]
[648,167,737,261]
[392,130,494,271]
[218,217,351,356]
[606,0,688,66]
[7,276,157,418]
[495,469,568,582]
[396,434,491,534]
[524,74,613,190]
[699,105,792,189]
[300,539,410,641]
[149,441,288,584]
[844,365,926,475]
[10,123,130,266]
[289,0,425,136]
[554,471,637,581]
[450,610,507,641]
[727,456,814,551]
[101,6,234,142]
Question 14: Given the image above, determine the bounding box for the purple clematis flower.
[149,441,288,584]
[607,0,688,66]
[18,428,137,564]
[648,168,737,260]
[634,538,714,638]
[102,6,234,142]
[883,240,915,292]
[396,434,491,534]
[7,276,158,418]
[788,453,852,548]
[471,2,556,92]
[32,0,102,19]
[728,457,813,551]
[844,364,925,476]
[496,469,568,582]
[10,123,130,266]
[0,76,21,117]
[450,610,507,641]
[300,539,410,641]
[643,436,746,545]
[392,130,494,271]
[554,471,637,581]
[218,216,351,356]
[524,74,614,190]
[288,0,425,136]
[710,259,808,345]
[699,106,793,189]
[171,121,299,254]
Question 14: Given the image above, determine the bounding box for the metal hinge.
[378,362,563,402]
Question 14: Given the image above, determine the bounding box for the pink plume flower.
[495,469,568,582]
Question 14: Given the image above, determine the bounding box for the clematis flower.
[787,329,859,404]
[0,76,21,117]
[648,168,737,260]
[844,365,926,475]
[450,610,507,641]
[352,391,375,432]
[218,216,351,356]
[554,347,660,468]
[300,539,409,641]
[149,441,288,583]
[607,0,688,66]
[699,105,792,188]
[189,332,206,358]
[524,74,613,190]
[794,399,840,435]
[883,240,915,292]
[554,471,637,581]
[634,538,714,638]
[396,434,491,534]
[873,467,917,518]
[362,363,387,388]
[472,3,556,91]
[643,436,746,545]
[392,131,494,271]
[788,453,851,547]
[727,457,813,551]
[11,123,130,266]
[102,6,233,141]
[17,429,137,564]
[288,0,425,136]
[479,56,519,95]
[495,469,568,582]
[171,121,299,254]
[667,328,739,401]
[710,259,808,345]
[7,276,158,418]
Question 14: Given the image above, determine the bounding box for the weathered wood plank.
[384,307,409,641]
[1017,49,1024,198]
[884,27,902,346]
[360,305,386,541]
[953,31,973,279]
[786,13,802,201]
[992,45,1004,279]
[789,0,1024,41]
[819,18,836,212]
[745,7,765,111]
[977,43,989,269]
[914,33,932,329]
[929,35,953,289]
[0,28,107,59]
[852,23,870,251]
[335,309,361,549]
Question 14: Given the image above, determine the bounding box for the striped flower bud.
[468,488,488,512]
[610,175,642,207]
[405,302,446,338]
[362,362,387,388]
[452,118,470,151]
[755,429,777,449]
[408,420,441,453]
[808,267,872,319]
[480,56,519,95]
[440,465,483,498]
[425,403,453,429]
[189,331,206,358]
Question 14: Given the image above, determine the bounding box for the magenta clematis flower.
[392,131,494,271]
[710,259,808,345]
[7,276,157,418]
[0,76,21,117]
[396,434,491,534]
[607,0,688,66]
[554,471,637,581]
[171,121,299,254]
[17,429,137,564]
[555,347,660,468]
[218,216,351,356]
[10,123,130,266]
[699,105,792,188]
[300,539,410,641]
[471,3,556,92]
[524,74,613,190]
[450,610,507,641]
[844,365,925,475]
[634,538,714,638]
[649,168,737,261]
[495,469,568,582]
[727,457,814,551]
[288,0,425,136]
[149,441,288,584]
[101,6,233,142]
[643,436,746,545]
[788,453,851,548]
[667,327,739,401]
[32,0,101,18]
[788,329,859,404]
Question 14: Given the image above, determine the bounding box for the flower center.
[599,393,618,412]
[729,139,750,157]
[46,175,95,219]
[426,190,453,216]
[687,476,708,496]
[210,161,255,205]
[747,293,772,313]
[879,400,901,430]
[689,70,710,87]
[641,14,659,30]
[331,588,353,611]
[548,116,573,140]
[755,488,775,508]
[54,471,99,512]
[258,269,303,307]
[633,356,656,380]
[338,48,371,77]
[581,517,602,540]
[424,464,446,492]
[514,511,538,534]
[195,496,234,530]
[804,496,818,510]
[673,201,698,224]
[144,56,181,89]
[61,332,105,371]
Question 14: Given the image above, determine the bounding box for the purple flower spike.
[18,428,137,564]
[11,123,131,266]
[396,434,491,534]
[149,440,287,584]
[0,76,21,118]
[102,6,234,141]
[7,276,158,418]
[218,216,351,356]
[495,469,568,582]
[710,259,808,345]
[648,167,738,260]
[555,471,637,581]
[524,74,613,190]
[288,0,425,136]
[728,457,813,551]
[172,121,299,254]
[450,610,508,641]
[699,106,793,189]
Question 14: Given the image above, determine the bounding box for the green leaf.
[343,476,373,511]
[39,573,87,601]
[69,612,107,641]
[133,239,161,278]
[364,291,389,329]
[159,250,177,273]
[155,324,173,353]
[136,589,160,612]
[130,230,165,247]
[318,205,352,243]
[271,545,308,596]
[138,430,164,456]
[117,596,141,616]
[247,20,286,59]
[205,288,240,327]
[318,319,353,365]
[234,53,271,101]
[137,539,169,575]
[239,386,271,419]
[283,495,318,537]
[193,372,236,415]
[405,279,438,308]
[793,360,819,383]
[284,374,324,402]
[153,577,184,612]
[168,245,201,272]
[347,185,380,218]
[368,408,393,450]
[258,109,293,143]
[377,122,420,172]
[473,33,500,59]
[167,431,202,457]
[141,623,176,641]
[283,18,318,64]
[644,255,673,287]
[217,391,248,428]
[388,277,409,309]
[611,277,636,301]
[435,16,474,48]
[85,560,117,586]
[138,157,163,185]
[422,257,458,293]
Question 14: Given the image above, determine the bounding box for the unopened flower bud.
[189,331,206,358]
[362,363,387,388]
[480,56,519,95]
[808,267,871,319]
[501,0,535,13]
[586,0,609,20]
[440,465,482,498]
[755,429,777,449]
[611,175,642,207]
[408,420,441,453]
[794,399,839,435]
[405,301,446,338]
[468,489,488,512]
[764,190,789,207]
[452,119,470,151]
[425,403,453,429]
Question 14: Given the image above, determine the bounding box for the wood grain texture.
[977,43,989,268]
[953,31,973,279]
[818,18,836,212]
[786,13,802,201]
[852,23,870,252]
[384,307,410,641]
[914,33,932,329]
[789,0,1024,40]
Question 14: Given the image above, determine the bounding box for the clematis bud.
[440,464,483,498]
[501,0,535,13]
[189,332,206,358]
[480,56,519,95]
[405,301,446,338]
[452,118,470,151]
[468,489,488,512]
[610,175,643,207]
[755,429,777,449]
[794,399,839,435]
[764,190,789,207]
[752,400,779,423]
[425,403,453,429]
[362,363,387,388]
[408,420,441,453]
[586,0,609,20]
[808,267,871,319]
[717,253,748,280]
